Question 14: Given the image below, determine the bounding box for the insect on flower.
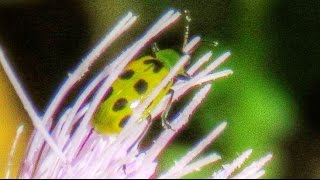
[0,8,272,179]
[92,10,194,134]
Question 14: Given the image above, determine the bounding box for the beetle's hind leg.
[161,89,175,131]
[161,72,192,131]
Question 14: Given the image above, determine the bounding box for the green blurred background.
[0,0,319,178]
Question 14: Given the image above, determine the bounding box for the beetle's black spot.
[134,79,148,95]
[144,59,164,73]
[113,98,128,111]
[119,115,131,128]
[120,69,134,79]
[102,87,113,101]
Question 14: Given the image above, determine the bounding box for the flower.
[0,9,272,178]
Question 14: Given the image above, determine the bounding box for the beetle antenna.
[182,9,192,50]
[202,39,219,49]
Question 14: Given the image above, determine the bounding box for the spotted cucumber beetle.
[92,10,193,134]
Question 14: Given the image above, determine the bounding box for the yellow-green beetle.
[92,49,183,134]
[92,10,192,134]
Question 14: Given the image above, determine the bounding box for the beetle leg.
[146,113,152,123]
[161,89,175,131]
[173,72,192,84]
[151,43,160,56]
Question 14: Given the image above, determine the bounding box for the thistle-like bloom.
[1,10,272,179]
